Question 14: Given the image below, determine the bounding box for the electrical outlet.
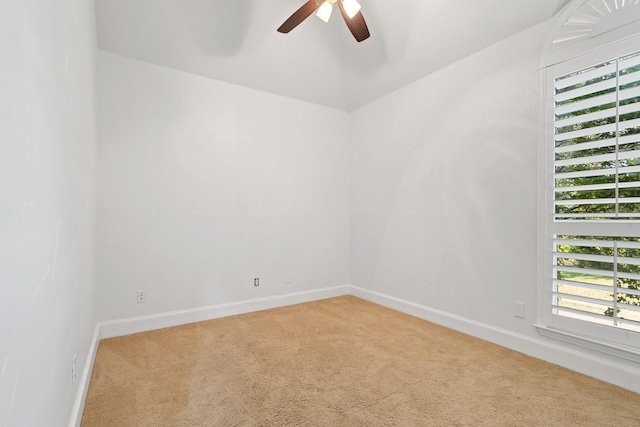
[137,291,146,303]
[254,278,259,287]
[285,274,292,284]
[514,301,525,318]
[72,354,77,384]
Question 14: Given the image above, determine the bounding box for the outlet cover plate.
[514,301,525,318]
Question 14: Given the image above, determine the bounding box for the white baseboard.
[350,285,640,394]
[99,285,351,339]
[70,282,640,427]
[68,325,100,427]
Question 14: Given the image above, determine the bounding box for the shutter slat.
[554,151,616,167]
[555,137,616,154]
[552,306,614,323]
[554,107,616,129]
[554,52,640,91]
[555,212,640,218]
[554,78,616,103]
[554,238,616,247]
[615,241,640,249]
[618,270,640,281]
[555,91,616,116]
[554,265,615,277]
[619,288,640,298]
[554,279,613,292]
[555,71,640,103]
[554,61,616,91]
[554,197,640,206]
[555,85,640,116]
[554,181,640,193]
[619,117,640,132]
[618,255,640,266]
[555,164,640,180]
[555,134,640,154]
[554,103,639,129]
[555,264,640,281]
[554,122,616,142]
[619,53,640,73]
[554,280,640,296]
[619,84,640,104]
[554,291,613,306]
[554,251,612,263]
[554,112,640,143]
[554,148,640,167]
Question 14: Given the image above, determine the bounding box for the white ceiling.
[96,0,571,111]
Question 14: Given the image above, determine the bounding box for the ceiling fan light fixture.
[278,0,369,42]
[342,0,361,19]
[316,1,333,23]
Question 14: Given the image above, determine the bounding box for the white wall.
[350,22,544,333]
[96,18,639,393]
[350,21,640,389]
[96,52,350,322]
[0,1,97,426]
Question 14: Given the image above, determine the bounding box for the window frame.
[538,34,640,358]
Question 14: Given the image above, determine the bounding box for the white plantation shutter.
[552,237,640,332]
[546,44,640,345]
[553,52,640,220]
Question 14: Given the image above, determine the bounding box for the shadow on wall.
[362,49,539,305]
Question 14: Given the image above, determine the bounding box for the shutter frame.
[546,43,640,341]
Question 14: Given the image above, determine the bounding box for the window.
[541,38,640,351]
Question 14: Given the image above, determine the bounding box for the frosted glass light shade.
[316,1,333,23]
[342,0,361,18]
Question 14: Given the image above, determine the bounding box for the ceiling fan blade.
[277,0,322,34]
[337,0,370,42]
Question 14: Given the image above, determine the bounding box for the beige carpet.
[81,296,640,426]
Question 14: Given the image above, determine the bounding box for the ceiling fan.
[277,0,370,42]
